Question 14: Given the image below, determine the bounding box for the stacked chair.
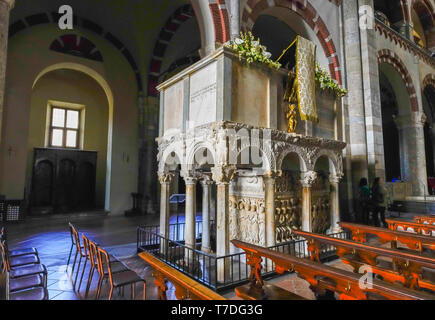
[68,223,146,300]
[0,228,48,300]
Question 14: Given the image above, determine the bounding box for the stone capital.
[262,170,282,186]
[180,170,199,185]
[329,173,344,184]
[1,0,14,10]
[211,165,236,185]
[158,172,174,185]
[300,171,317,188]
[199,174,214,186]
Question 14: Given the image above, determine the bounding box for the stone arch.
[185,142,216,171]
[236,145,273,171]
[241,0,342,85]
[9,12,143,92]
[159,144,185,173]
[312,150,340,176]
[377,49,418,112]
[32,62,114,211]
[277,149,308,173]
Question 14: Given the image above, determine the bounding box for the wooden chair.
[71,226,87,288]
[0,241,47,287]
[67,223,77,268]
[97,247,146,300]
[0,228,39,258]
[88,239,127,299]
[9,287,49,300]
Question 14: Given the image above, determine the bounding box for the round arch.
[377,49,418,112]
[241,0,342,85]
[277,150,308,173]
[312,151,339,176]
[33,63,114,211]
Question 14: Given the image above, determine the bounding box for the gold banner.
[295,36,318,123]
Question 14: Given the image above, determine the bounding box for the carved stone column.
[182,172,198,253]
[211,165,235,283]
[300,171,317,232]
[263,171,281,247]
[0,0,14,144]
[200,177,213,253]
[329,174,343,233]
[159,172,174,254]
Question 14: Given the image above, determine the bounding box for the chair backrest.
[71,227,83,256]
[68,223,76,245]
[0,227,5,241]
[88,239,101,275]
[97,247,113,284]
[81,234,90,260]
[0,241,10,272]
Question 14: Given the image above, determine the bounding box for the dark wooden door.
[31,148,97,214]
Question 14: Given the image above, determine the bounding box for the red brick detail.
[147,5,195,96]
[242,0,342,85]
[377,49,419,112]
[209,0,231,44]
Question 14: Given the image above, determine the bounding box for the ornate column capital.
[199,174,213,186]
[300,171,317,188]
[329,173,344,184]
[211,165,236,185]
[158,172,174,185]
[180,170,199,185]
[1,0,15,10]
[263,170,282,186]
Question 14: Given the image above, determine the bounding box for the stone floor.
[2,210,427,300]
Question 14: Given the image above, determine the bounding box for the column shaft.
[329,179,342,233]
[185,182,197,250]
[201,181,211,253]
[264,176,276,247]
[0,0,14,144]
[301,186,312,232]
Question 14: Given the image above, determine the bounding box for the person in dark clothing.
[358,178,371,224]
[371,177,387,228]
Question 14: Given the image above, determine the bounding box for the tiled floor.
[2,210,426,300]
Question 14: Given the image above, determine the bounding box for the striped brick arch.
[147,5,196,96]
[241,0,342,85]
[209,0,231,44]
[377,49,418,112]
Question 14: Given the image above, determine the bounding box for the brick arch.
[241,0,342,85]
[411,0,435,48]
[147,4,196,96]
[377,49,418,112]
[208,0,231,44]
[423,73,435,90]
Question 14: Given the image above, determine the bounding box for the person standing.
[358,178,370,224]
[371,177,387,228]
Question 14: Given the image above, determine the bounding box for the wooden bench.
[138,252,226,300]
[414,216,435,225]
[292,229,435,292]
[339,222,435,253]
[231,240,434,300]
[386,218,435,236]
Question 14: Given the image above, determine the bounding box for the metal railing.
[137,225,350,292]
[137,220,204,244]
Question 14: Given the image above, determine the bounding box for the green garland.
[226,32,347,98]
[315,63,347,98]
[225,31,282,70]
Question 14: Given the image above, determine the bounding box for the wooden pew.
[231,240,434,300]
[139,252,226,300]
[386,218,435,236]
[292,229,435,292]
[414,216,435,225]
[339,222,435,253]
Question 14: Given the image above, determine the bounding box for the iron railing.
[137,225,350,292]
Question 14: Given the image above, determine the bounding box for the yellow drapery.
[281,36,318,123]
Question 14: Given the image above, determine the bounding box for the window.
[49,107,80,148]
